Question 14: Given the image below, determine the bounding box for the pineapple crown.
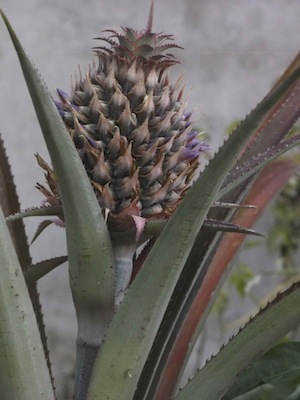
[94,1,182,66]
[94,28,182,66]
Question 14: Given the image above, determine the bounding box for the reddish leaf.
[153,159,299,400]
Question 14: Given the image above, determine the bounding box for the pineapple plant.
[36,12,209,310]
[1,3,300,400]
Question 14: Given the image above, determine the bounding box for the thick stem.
[74,340,100,400]
[111,230,138,307]
[73,301,112,400]
[73,230,138,399]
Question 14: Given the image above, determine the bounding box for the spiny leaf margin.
[222,341,300,399]
[0,206,55,400]
[174,282,300,400]
[88,59,300,400]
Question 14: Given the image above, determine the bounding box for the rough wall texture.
[0,0,299,397]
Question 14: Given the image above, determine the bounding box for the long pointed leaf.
[6,205,63,222]
[232,53,300,162]
[88,63,300,399]
[187,159,299,364]
[139,53,300,399]
[232,383,299,400]
[219,133,300,199]
[0,136,31,268]
[135,69,300,400]
[0,136,55,387]
[223,341,300,399]
[174,283,300,400]
[203,219,264,237]
[0,206,55,400]
[0,11,115,399]
[146,159,299,400]
[272,52,300,90]
[24,256,68,284]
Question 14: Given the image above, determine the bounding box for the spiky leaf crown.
[94,27,182,66]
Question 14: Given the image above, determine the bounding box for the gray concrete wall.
[0,1,299,398]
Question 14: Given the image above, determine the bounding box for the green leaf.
[0,206,55,400]
[174,283,300,400]
[31,220,55,244]
[223,342,300,399]
[0,10,115,399]
[232,382,299,400]
[158,160,299,399]
[6,205,63,223]
[218,133,300,200]
[0,135,31,268]
[203,219,264,237]
[24,256,68,284]
[135,111,300,399]
[88,61,300,400]
[0,125,54,384]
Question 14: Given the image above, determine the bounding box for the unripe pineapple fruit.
[38,22,208,222]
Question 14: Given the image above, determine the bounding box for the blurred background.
[0,0,299,398]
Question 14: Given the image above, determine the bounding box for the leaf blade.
[89,61,300,400]
[0,206,55,400]
[150,159,299,400]
[223,341,300,399]
[174,283,300,400]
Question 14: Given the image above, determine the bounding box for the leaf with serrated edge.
[174,283,300,400]
[232,383,299,400]
[31,220,54,244]
[148,159,299,400]
[88,64,300,399]
[0,10,115,399]
[0,130,54,386]
[24,256,68,285]
[0,206,55,400]
[203,219,264,237]
[140,76,300,399]
[223,341,300,399]
[6,205,63,223]
[234,55,300,163]
[0,136,31,267]
[218,133,300,200]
